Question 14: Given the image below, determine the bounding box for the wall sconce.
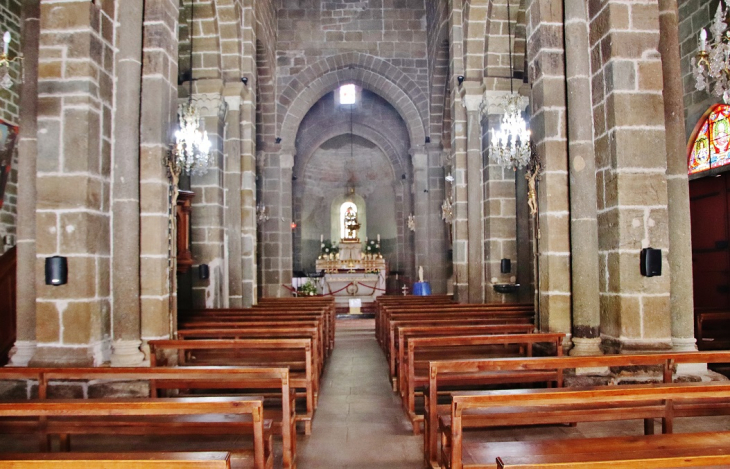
[441,198,453,224]
[500,258,511,274]
[275,137,282,144]
[241,76,248,85]
[256,204,269,225]
[445,172,454,183]
[457,75,465,86]
[199,264,210,280]
[45,256,68,286]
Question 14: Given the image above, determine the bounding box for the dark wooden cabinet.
[176,190,194,274]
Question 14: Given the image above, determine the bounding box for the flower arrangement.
[319,239,339,258]
[364,238,381,256]
[297,280,318,296]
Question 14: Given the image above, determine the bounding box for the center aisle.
[297,318,423,469]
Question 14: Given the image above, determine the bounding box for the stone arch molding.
[278,53,428,146]
[295,122,402,181]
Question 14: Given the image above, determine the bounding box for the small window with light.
[339,84,357,105]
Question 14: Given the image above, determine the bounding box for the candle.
[2,32,9,56]
[320,234,323,242]
[700,28,708,52]
[377,234,380,242]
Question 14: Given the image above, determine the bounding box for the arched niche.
[330,193,367,242]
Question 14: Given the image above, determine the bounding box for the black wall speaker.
[500,258,511,274]
[199,264,210,280]
[640,248,662,277]
[45,256,68,286]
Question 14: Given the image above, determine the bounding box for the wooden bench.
[0,452,233,469]
[493,432,730,468]
[389,323,536,389]
[425,350,730,467]
[441,382,730,469]
[375,295,454,337]
[0,366,296,469]
[383,312,535,358]
[402,333,564,433]
[0,397,271,469]
[177,325,324,381]
[378,302,532,343]
[149,339,317,435]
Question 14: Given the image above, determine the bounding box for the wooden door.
[690,173,730,310]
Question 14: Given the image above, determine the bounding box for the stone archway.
[278,53,428,145]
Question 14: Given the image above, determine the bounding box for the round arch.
[294,122,406,181]
[278,53,428,145]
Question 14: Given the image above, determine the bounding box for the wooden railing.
[0,246,16,366]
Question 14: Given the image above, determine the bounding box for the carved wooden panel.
[176,190,195,274]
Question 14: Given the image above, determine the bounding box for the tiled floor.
[296,318,423,469]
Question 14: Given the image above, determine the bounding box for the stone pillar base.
[110,340,146,367]
[569,337,609,375]
[7,341,37,367]
[672,337,706,374]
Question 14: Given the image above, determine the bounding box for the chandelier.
[488,94,531,169]
[485,0,531,169]
[0,31,22,90]
[169,0,211,177]
[692,1,730,103]
[173,101,211,176]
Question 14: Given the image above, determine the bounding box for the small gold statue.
[343,207,361,240]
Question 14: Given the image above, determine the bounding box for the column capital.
[280,152,295,170]
[461,81,484,112]
[411,151,428,169]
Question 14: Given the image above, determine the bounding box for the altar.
[314,205,387,310]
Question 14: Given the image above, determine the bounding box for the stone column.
[464,84,485,303]
[110,0,145,367]
[260,150,294,298]
[412,150,429,280]
[139,0,179,349]
[658,0,696,353]
[564,0,601,357]
[592,0,672,352]
[240,86,257,306]
[224,85,243,308]
[32,0,115,366]
[9,0,40,366]
[426,146,450,294]
[190,87,227,309]
[525,0,572,336]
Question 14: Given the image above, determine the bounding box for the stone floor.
[1,319,729,468]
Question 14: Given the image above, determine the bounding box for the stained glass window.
[689,104,730,175]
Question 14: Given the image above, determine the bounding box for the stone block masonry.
[0,0,22,253]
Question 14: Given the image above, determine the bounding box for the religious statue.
[526,162,540,217]
[343,207,361,240]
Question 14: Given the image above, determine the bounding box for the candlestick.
[2,32,9,56]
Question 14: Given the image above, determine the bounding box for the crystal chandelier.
[0,31,22,90]
[173,101,212,176]
[488,94,531,169]
[692,1,730,103]
[485,0,531,169]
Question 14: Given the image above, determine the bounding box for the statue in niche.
[343,207,361,240]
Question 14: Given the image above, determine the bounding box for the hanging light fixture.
[692,2,730,103]
[170,0,211,177]
[0,31,22,90]
[486,0,531,170]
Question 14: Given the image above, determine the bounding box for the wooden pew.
[493,432,730,468]
[401,333,564,433]
[377,303,533,346]
[0,366,296,469]
[441,382,730,469]
[425,350,730,467]
[0,452,232,469]
[177,325,324,380]
[149,339,317,435]
[389,323,535,389]
[0,397,271,469]
[375,295,454,337]
[384,312,535,361]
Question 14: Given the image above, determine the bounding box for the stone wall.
[275,0,429,136]
[678,0,720,140]
[589,0,672,350]
[0,0,22,253]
